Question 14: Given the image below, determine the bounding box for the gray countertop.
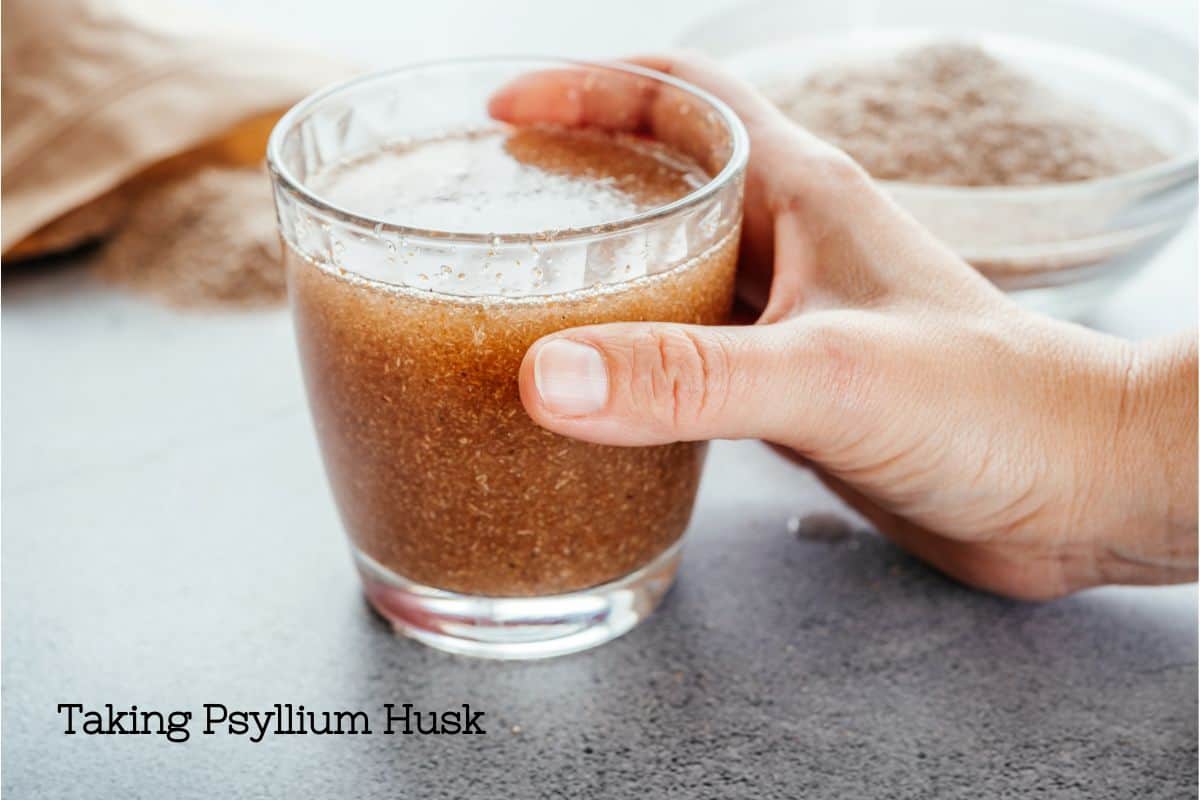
[2,246,1197,798]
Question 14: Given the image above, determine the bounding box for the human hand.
[489,54,1198,599]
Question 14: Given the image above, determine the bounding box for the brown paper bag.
[2,0,352,259]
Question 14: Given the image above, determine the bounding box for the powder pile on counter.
[96,167,285,308]
[768,43,1165,186]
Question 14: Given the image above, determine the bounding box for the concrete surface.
[2,252,1196,798]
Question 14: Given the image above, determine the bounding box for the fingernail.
[533,339,608,416]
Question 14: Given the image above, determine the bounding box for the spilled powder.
[768,43,1165,186]
[788,512,853,542]
[97,167,284,307]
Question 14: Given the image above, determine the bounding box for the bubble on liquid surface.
[307,126,709,295]
[312,128,703,236]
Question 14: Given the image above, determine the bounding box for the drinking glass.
[268,57,747,659]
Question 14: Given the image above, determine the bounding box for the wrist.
[1098,333,1198,585]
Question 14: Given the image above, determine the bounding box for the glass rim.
[265,55,750,245]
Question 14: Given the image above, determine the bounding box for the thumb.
[518,320,856,447]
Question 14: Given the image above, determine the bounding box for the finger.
[759,207,812,322]
[816,471,1069,601]
[518,317,869,448]
[626,53,784,129]
[814,471,990,587]
[488,52,784,138]
[764,442,993,584]
[487,67,655,131]
[487,54,900,240]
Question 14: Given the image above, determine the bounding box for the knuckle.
[791,315,872,401]
[766,137,870,217]
[628,326,732,434]
[817,148,869,187]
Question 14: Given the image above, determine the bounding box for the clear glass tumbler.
[267,58,747,659]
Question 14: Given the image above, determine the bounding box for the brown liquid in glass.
[288,126,737,596]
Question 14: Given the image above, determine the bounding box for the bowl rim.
[877,156,1198,198]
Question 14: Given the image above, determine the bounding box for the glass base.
[355,541,682,660]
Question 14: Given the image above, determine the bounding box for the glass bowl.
[679,0,1198,319]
